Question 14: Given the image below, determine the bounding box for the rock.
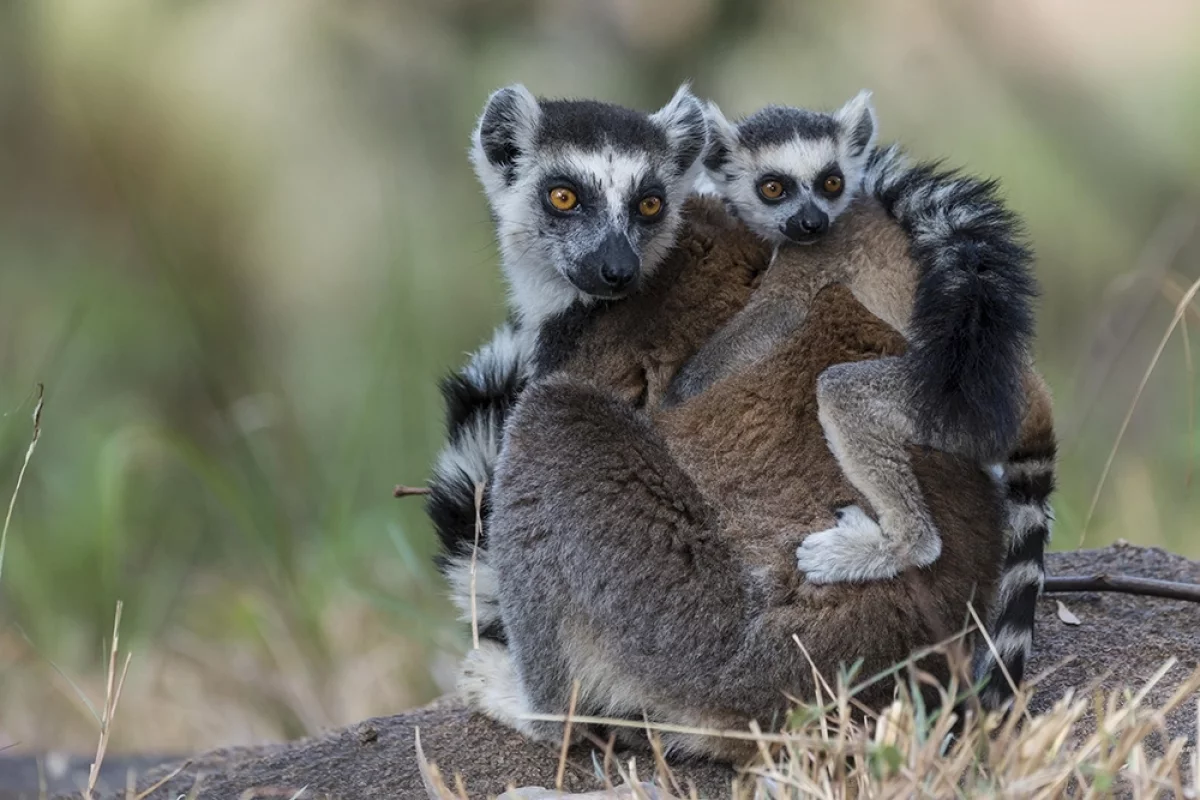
[0,546,1194,800]
[1029,545,1200,764]
[88,697,739,799]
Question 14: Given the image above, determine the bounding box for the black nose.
[594,233,639,290]
[600,262,633,289]
[800,210,827,233]
[782,204,830,242]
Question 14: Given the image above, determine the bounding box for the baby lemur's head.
[703,91,878,246]
[470,84,708,318]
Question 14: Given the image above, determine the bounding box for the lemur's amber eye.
[548,187,578,211]
[758,179,785,200]
[823,175,844,194]
[638,195,663,218]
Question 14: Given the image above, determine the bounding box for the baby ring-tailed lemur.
[426,85,1049,723]
[702,90,1054,695]
[663,91,882,403]
[667,91,1056,695]
[426,82,710,643]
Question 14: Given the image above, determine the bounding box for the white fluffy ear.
[700,100,738,180]
[470,85,541,196]
[835,89,878,159]
[649,81,709,177]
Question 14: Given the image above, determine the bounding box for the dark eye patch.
[816,164,845,197]
[629,175,667,219]
[756,173,797,203]
[539,174,599,215]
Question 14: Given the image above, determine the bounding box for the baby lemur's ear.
[471,84,541,192]
[650,82,709,177]
[700,100,738,177]
[835,89,878,159]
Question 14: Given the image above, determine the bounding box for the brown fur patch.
[656,285,1005,712]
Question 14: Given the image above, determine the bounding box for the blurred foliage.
[0,0,1198,752]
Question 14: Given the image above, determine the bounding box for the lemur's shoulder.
[745,198,918,337]
[553,199,772,405]
[765,197,911,279]
[837,197,911,258]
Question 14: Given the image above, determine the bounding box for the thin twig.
[556,680,581,792]
[967,601,1028,722]
[134,758,194,800]
[393,485,431,498]
[1162,273,1200,488]
[414,728,457,800]
[0,383,44,588]
[1045,574,1200,604]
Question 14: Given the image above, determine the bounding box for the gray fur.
[491,379,819,746]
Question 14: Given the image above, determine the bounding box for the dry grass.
[1080,273,1200,546]
[425,649,1200,800]
[0,383,44,589]
[83,602,132,800]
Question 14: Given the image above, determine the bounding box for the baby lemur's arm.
[662,294,807,407]
[664,233,856,408]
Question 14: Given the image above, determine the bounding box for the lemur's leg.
[486,377,805,742]
[798,355,943,584]
[663,299,806,407]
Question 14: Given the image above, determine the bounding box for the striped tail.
[866,145,1038,463]
[975,429,1057,709]
[427,321,534,644]
[866,144,1052,708]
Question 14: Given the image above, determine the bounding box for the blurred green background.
[1,0,1198,754]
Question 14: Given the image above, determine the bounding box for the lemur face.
[704,91,878,246]
[470,84,708,306]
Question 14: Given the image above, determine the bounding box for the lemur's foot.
[458,642,579,744]
[458,642,536,735]
[795,505,941,584]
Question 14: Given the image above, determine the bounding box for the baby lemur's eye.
[758,179,785,202]
[823,175,844,195]
[637,195,664,219]
[548,187,579,212]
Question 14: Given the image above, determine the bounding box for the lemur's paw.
[796,505,918,584]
